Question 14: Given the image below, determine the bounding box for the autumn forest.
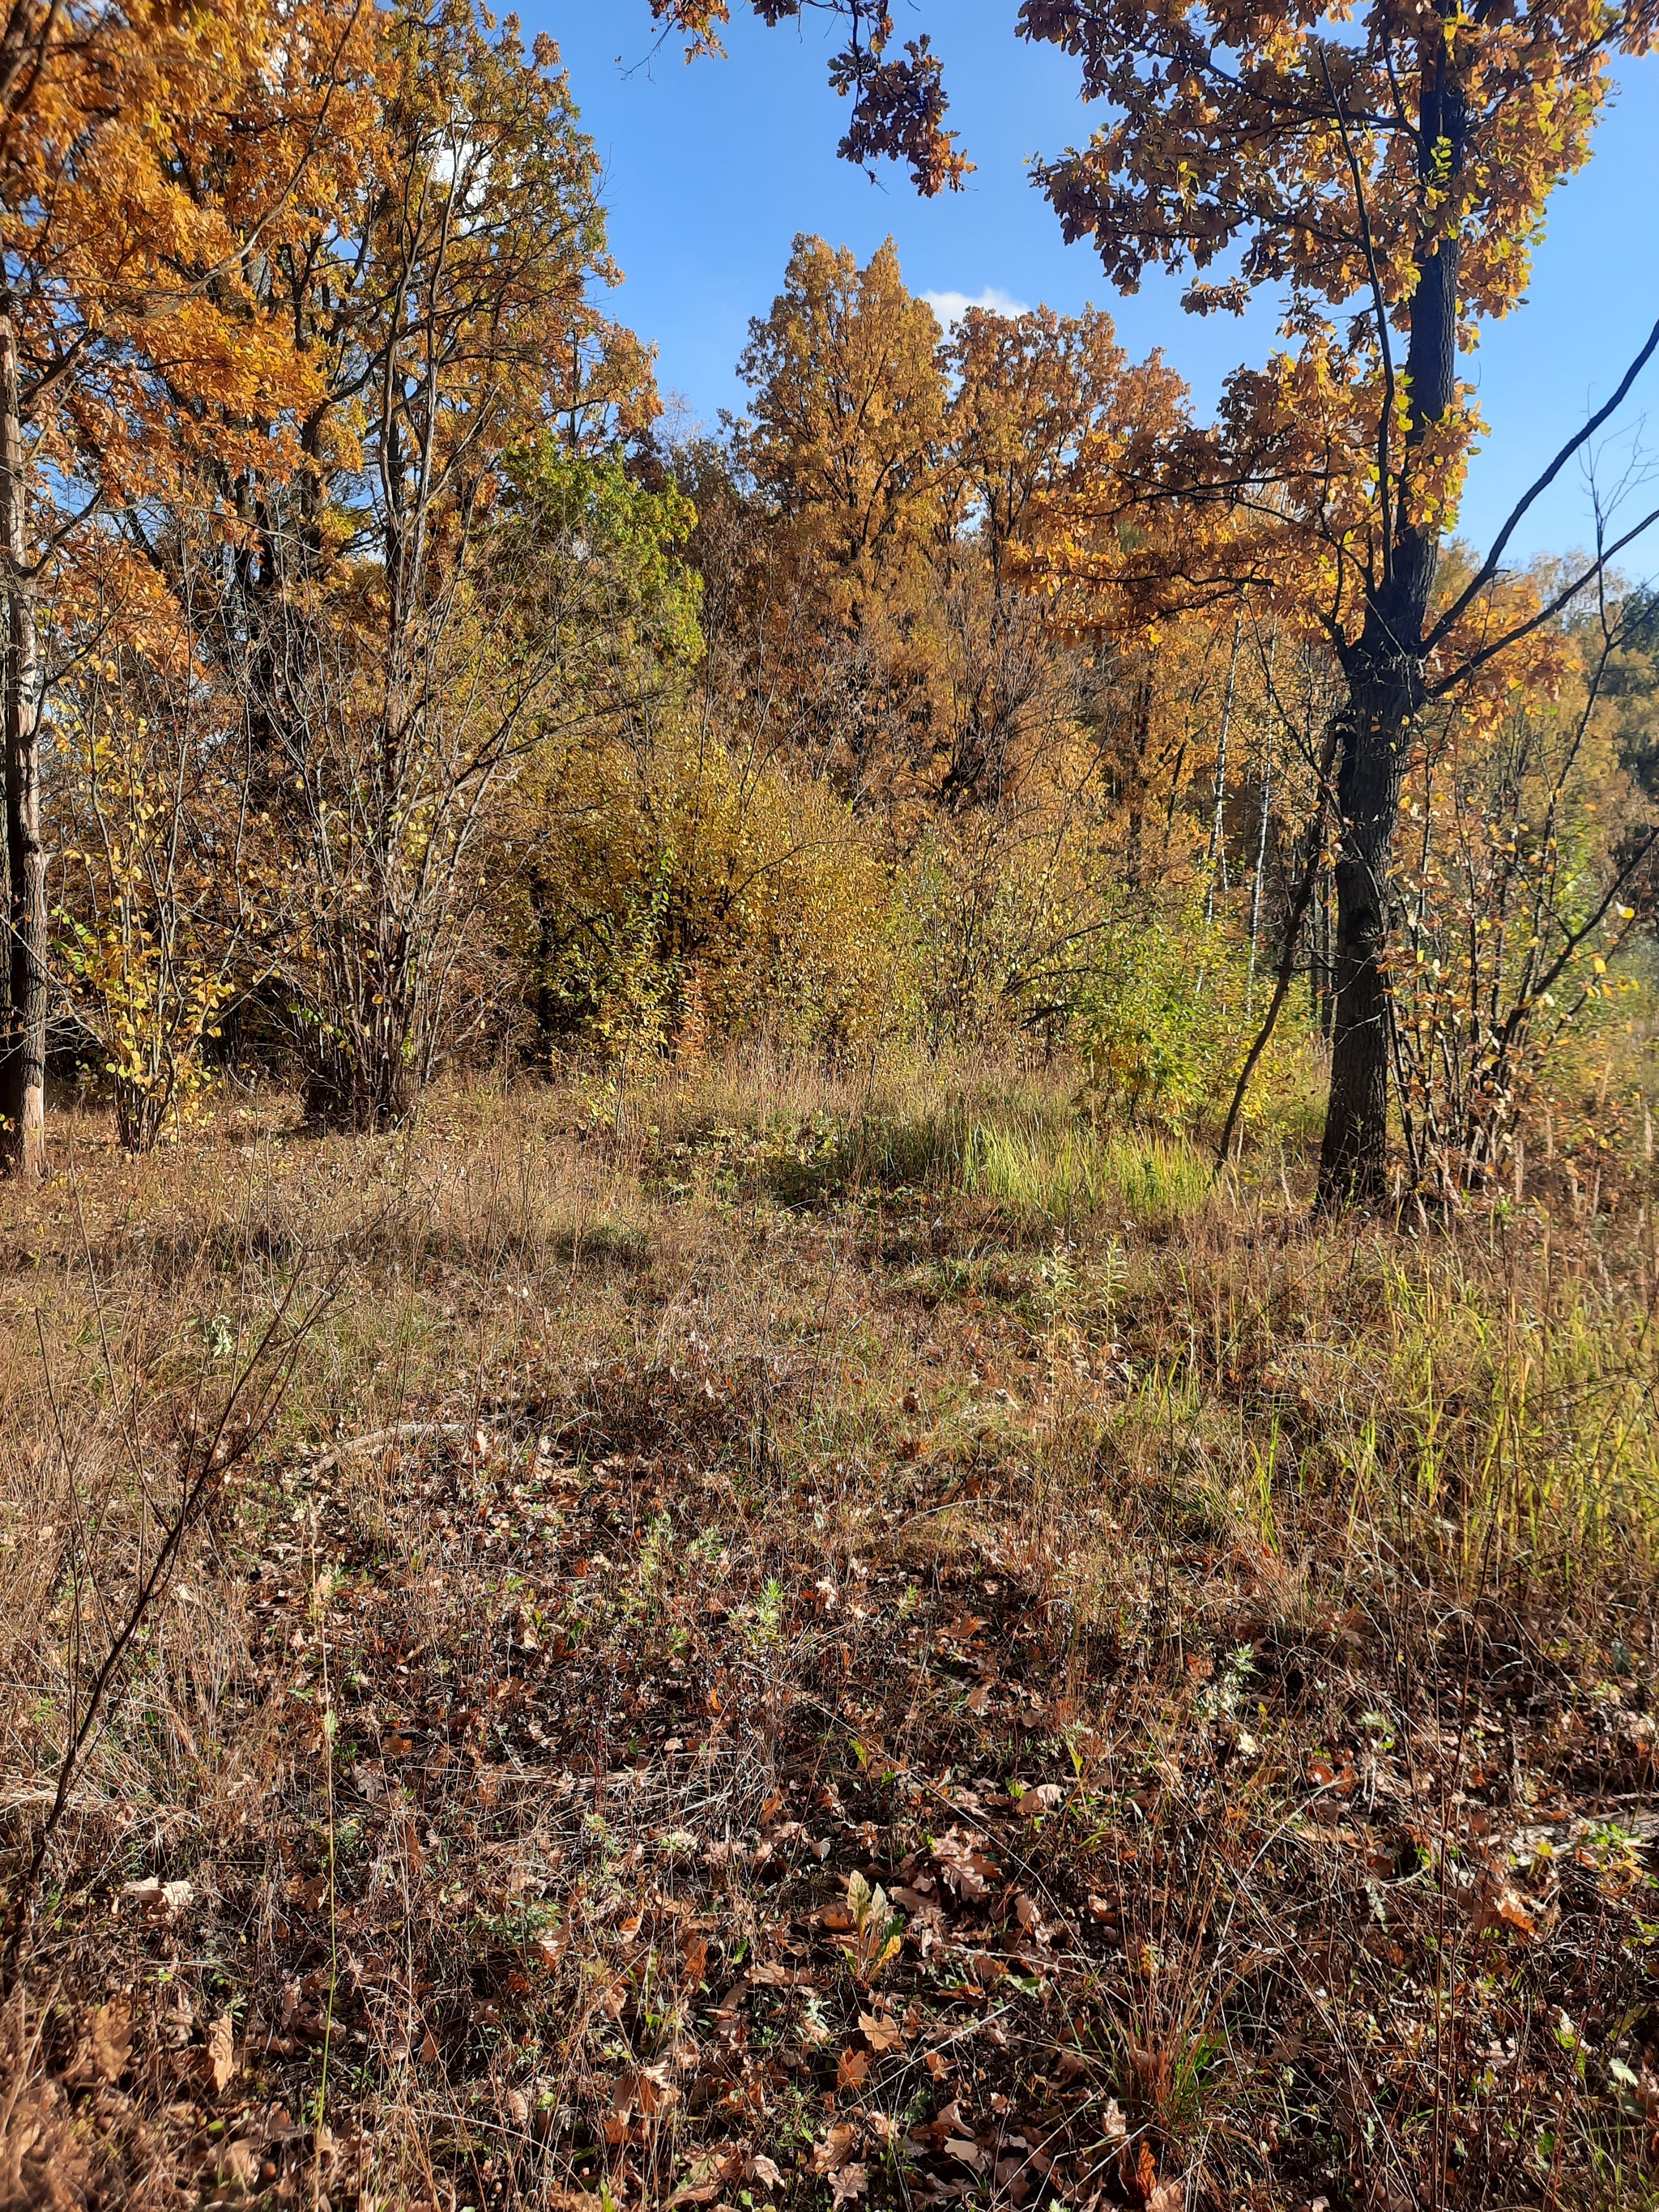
[4,2,1659,2208]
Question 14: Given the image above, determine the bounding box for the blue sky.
[536,4,1659,571]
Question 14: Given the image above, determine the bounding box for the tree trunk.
[1316,684,1410,1208]
[0,309,44,1180]
[1313,26,1465,1211]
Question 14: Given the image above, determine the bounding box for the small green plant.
[844,1869,904,1985]
[748,1577,786,1652]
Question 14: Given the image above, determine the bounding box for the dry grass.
[2,1057,1658,2212]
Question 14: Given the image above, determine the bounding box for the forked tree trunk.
[0,309,45,1180]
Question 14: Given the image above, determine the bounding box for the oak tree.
[0,0,375,1174]
[672,0,1659,1206]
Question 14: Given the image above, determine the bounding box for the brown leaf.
[1473,1880,1537,1937]
[859,2010,904,2052]
[1147,2181,1186,2212]
[812,2121,859,2176]
[216,2140,262,2190]
[206,2010,236,2094]
[121,1877,193,1924]
[612,2062,677,2124]
[830,2163,869,2204]
[87,2000,132,2085]
[750,2154,784,2190]
[838,2045,870,2092]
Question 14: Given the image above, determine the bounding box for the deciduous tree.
[140,5,664,1126]
[689,0,1659,1207]
[0,0,376,1174]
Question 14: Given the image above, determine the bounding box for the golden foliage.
[510,716,893,1057]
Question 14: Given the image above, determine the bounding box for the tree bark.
[1313,25,1465,1211]
[1316,681,1411,1207]
[0,307,44,1179]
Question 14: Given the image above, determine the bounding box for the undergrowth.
[2,1056,1657,2212]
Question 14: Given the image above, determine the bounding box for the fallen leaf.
[121,1877,193,1924]
[838,2046,870,2092]
[750,2154,784,2190]
[87,2000,132,2085]
[812,2121,859,2176]
[830,2163,869,2204]
[1473,1880,1537,1937]
[215,2140,261,2190]
[859,2010,904,2052]
[933,1826,997,1901]
[207,2011,236,2094]
[612,2062,677,2122]
[668,2149,743,2206]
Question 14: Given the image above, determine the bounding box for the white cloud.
[921,285,1030,330]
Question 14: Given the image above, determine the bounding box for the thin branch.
[1428,311,1659,650]
[1320,46,1396,588]
[1214,707,1345,1169]
[0,1265,338,1992]
[1431,501,1659,693]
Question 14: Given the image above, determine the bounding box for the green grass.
[963,1116,1212,1230]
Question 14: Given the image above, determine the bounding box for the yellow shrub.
[510,717,897,1056]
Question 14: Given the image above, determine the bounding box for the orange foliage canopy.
[1014,0,1658,650]
[650,0,970,191]
[1,0,379,534]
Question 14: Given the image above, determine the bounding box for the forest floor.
[2,1059,1658,2212]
